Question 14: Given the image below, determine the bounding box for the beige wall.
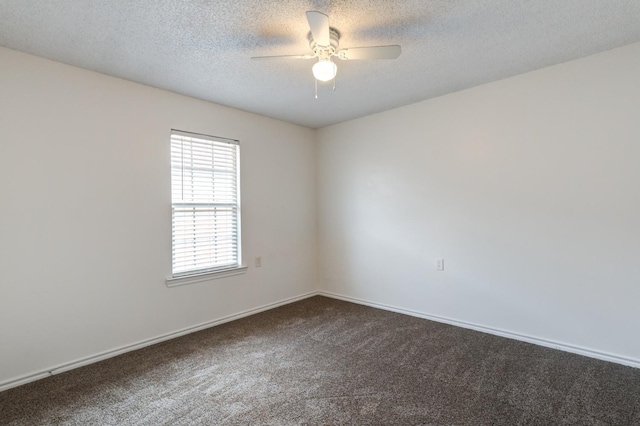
[2,40,639,389]
[0,47,318,387]
[317,42,640,366]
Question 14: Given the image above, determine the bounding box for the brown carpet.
[1,296,640,425]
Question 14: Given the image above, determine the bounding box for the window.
[169,130,243,282]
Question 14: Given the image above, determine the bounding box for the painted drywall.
[0,47,317,387]
[317,42,640,363]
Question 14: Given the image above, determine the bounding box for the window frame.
[166,129,246,287]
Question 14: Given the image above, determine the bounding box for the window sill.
[165,265,248,288]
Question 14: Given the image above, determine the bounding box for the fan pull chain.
[315,79,318,99]
[333,77,336,91]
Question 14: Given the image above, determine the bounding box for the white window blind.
[171,130,241,277]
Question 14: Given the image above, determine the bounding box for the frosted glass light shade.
[312,59,337,82]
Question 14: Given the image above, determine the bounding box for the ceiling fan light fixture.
[251,11,401,95]
[312,58,337,82]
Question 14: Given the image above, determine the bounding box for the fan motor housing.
[308,28,340,56]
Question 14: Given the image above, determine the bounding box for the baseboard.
[0,291,320,392]
[5,289,636,392]
[318,290,640,369]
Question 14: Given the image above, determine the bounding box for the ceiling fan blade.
[337,45,402,60]
[251,54,314,60]
[306,11,330,46]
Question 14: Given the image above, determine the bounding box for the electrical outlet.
[435,258,444,271]
[255,256,262,268]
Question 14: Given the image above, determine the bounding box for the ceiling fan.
[252,11,402,97]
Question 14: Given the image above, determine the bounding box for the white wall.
[0,47,317,387]
[2,40,639,389]
[317,42,640,364]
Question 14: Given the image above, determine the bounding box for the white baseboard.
[318,290,640,369]
[4,289,637,393]
[0,291,320,392]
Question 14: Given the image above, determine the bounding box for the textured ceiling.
[1,1,639,128]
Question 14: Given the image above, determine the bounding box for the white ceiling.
[1,1,639,129]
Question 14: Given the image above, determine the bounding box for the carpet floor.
[1,296,640,425]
